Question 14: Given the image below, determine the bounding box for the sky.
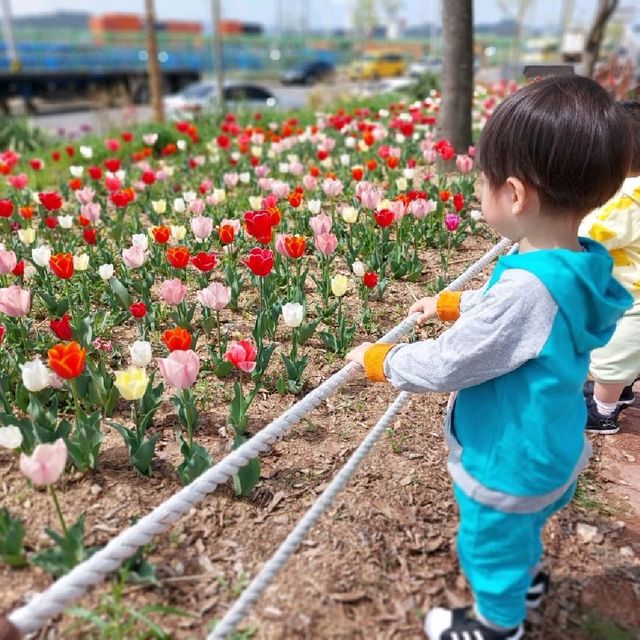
[9,0,615,31]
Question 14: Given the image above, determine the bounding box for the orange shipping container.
[90,13,143,32]
[219,20,243,35]
[163,20,203,34]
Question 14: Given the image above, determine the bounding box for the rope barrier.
[208,392,413,639]
[6,237,513,636]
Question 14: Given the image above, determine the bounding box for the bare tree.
[581,0,619,77]
[438,0,473,167]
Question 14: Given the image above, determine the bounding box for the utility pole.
[210,0,225,112]
[144,0,164,122]
[1,0,19,72]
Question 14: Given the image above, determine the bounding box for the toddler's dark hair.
[618,100,640,174]
[477,75,632,214]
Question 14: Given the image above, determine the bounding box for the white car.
[409,56,480,78]
[164,81,278,118]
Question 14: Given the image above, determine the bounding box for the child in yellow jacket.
[580,101,640,433]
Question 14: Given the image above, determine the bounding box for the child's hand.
[408,296,438,325]
[346,342,373,367]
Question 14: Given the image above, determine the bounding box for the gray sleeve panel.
[383,269,558,392]
[459,285,487,313]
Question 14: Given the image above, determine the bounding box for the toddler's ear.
[506,176,535,215]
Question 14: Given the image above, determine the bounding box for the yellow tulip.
[331,274,349,297]
[152,199,167,214]
[114,367,148,401]
[18,228,36,245]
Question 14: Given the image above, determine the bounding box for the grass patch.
[580,613,637,640]
[573,472,620,517]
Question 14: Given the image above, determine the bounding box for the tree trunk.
[438,0,473,171]
[581,0,618,78]
[144,0,164,122]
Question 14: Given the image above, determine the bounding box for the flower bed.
[0,85,525,637]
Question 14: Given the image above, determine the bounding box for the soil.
[1,233,639,640]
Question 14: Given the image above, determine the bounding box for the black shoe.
[424,606,524,640]
[585,401,620,435]
[583,380,635,407]
[526,571,549,609]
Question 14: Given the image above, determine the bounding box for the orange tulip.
[162,327,192,352]
[284,234,306,259]
[49,253,74,279]
[48,341,86,379]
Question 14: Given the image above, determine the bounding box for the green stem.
[70,379,82,420]
[64,279,78,329]
[49,485,68,536]
[216,310,223,359]
[18,318,31,357]
[183,389,194,448]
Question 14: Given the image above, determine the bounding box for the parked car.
[281,60,335,85]
[348,52,406,81]
[164,81,278,118]
[409,56,480,78]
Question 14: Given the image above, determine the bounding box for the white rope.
[7,237,513,636]
[207,392,412,639]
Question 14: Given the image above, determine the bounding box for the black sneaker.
[583,380,635,407]
[424,606,524,640]
[585,401,620,435]
[526,571,549,609]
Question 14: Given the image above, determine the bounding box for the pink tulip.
[322,178,343,198]
[224,340,257,373]
[468,145,476,158]
[314,232,338,256]
[223,172,239,188]
[197,282,231,310]
[8,173,28,190]
[274,233,288,257]
[122,245,146,268]
[0,285,31,317]
[258,177,273,191]
[445,213,461,231]
[159,278,187,305]
[189,199,206,215]
[456,154,474,174]
[191,216,213,240]
[302,174,317,191]
[75,186,95,205]
[360,186,382,210]
[423,149,437,164]
[255,165,270,178]
[309,213,332,236]
[289,160,304,176]
[19,439,67,486]
[271,181,290,199]
[220,218,242,235]
[389,200,406,222]
[105,176,121,192]
[80,202,101,222]
[157,349,200,389]
[0,250,17,275]
[409,198,436,220]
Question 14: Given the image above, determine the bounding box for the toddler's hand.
[408,296,438,325]
[346,342,373,367]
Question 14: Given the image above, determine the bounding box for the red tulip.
[151,226,171,244]
[453,193,465,212]
[0,325,4,346]
[244,247,274,277]
[83,229,97,245]
[162,327,192,352]
[48,341,86,379]
[374,209,394,228]
[130,301,147,318]
[38,192,63,211]
[50,314,74,340]
[0,199,14,218]
[88,165,103,180]
[141,170,156,185]
[218,224,235,245]
[12,260,24,277]
[49,253,74,279]
[166,246,190,269]
[191,252,216,272]
[363,272,378,288]
[224,339,257,373]
[284,235,306,259]
[244,210,274,244]
[45,216,58,229]
[105,158,121,172]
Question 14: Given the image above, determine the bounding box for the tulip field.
[0,84,635,639]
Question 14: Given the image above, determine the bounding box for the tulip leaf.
[0,508,27,568]
[232,435,261,497]
[214,360,233,378]
[319,331,339,353]
[108,277,133,310]
[298,319,320,345]
[176,437,211,486]
[131,435,159,477]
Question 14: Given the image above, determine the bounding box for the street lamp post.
[144,0,165,122]
[210,0,226,113]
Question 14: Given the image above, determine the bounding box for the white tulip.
[79,145,93,159]
[0,426,23,449]
[31,245,51,267]
[177,139,187,151]
[151,199,167,214]
[308,200,321,214]
[73,254,89,271]
[18,228,36,245]
[20,359,51,392]
[58,215,73,229]
[239,172,250,184]
[173,198,186,213]
[69,165,84,178]
[341,206,358,224]
[132,233,149,251]
[129,340,152,368]
[470,209,483,221]
[281,302,304,328]
[143,133,158,146]
[170,225,186,241]
[23,263,36,281]
[183,191,197,203]
[352,260,366,277]
[99,264,114,280]
[248,196,263,210]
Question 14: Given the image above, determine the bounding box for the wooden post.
[144,0,164,122]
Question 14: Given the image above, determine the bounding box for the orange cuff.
[436,290,463,322]
[363,343,394,383]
